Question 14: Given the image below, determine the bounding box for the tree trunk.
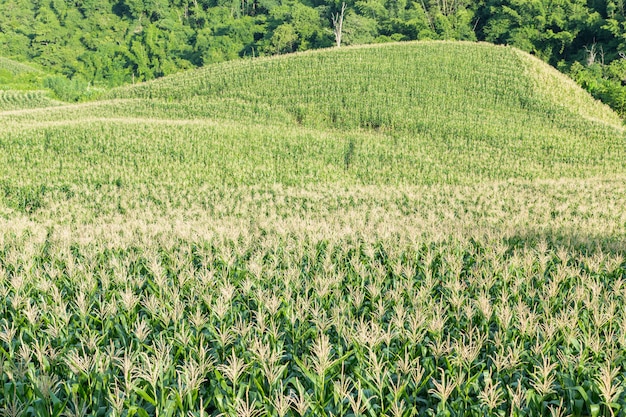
[332,2,346,47]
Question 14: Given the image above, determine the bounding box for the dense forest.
[1,0,626,114]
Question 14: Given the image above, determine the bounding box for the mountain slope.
[0,57,62,110]
[0,57,43,76]
[1,41,624,188]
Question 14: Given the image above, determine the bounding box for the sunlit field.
[1,42,626,416]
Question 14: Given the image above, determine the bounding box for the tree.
[342,10,379,44]
[332,2,346,46]
[271,23,297,53]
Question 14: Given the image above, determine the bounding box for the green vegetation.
[108,42,623,129]
[3,43,623,187]
[0,90,60,111]
[1,41,626,416]
[570,59,626,117]
[2,0,626,114]
[2,181,626,417]
[0,57,100,103]
[0,57,45,91]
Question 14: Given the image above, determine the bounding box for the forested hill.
[2,0,626,114]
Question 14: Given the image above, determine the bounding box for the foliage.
[3,0,626,113]
[570,60,626,117]
[0,179,626,417]
[1,40,626,416]
[0,43,622,186]
[42,76,100,103]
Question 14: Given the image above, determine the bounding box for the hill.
[0,57,42,76]
[3,0,626,118]
[108,42,623,129]
[0,57,64,110]
[1,41,624,189]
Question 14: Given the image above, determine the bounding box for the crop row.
[0,227,625,416]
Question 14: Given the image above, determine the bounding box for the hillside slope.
[0,90,61,111]
[1,41,625,187]
[0,57,63,110]
[108,41,623,129]
[0,57,42,76]
[0,57,45,89]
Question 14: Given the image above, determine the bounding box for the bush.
[43,75,92,102]
[570,61,626,118]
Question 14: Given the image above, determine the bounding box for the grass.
[0,41,626,416]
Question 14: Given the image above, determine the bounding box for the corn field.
[1,41,626,416]
[1,182,626,416]
[0,91,59,111]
